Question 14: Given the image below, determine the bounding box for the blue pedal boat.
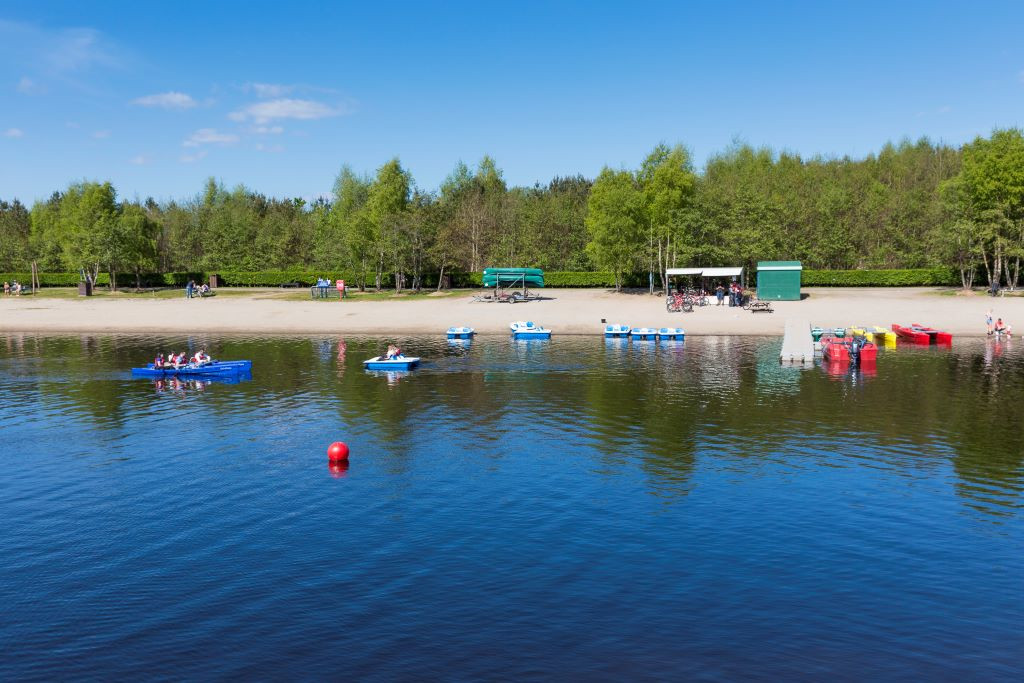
[363,356,420,371]
[630,327,658,340]
[658,327,685,340]
[131,360,252,377]
[604,323,631,338]
[446,326,475,339]
[510,321,551,339]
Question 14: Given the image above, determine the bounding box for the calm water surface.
[1,334,1022,680]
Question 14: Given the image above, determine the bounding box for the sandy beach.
[0,287,1020,336]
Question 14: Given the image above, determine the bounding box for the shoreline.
[1,287,1020,337]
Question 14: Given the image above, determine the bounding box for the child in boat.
[154,353,165,368]
[385,344,402,360]
[192,349,210,365]
[172,352,186,369]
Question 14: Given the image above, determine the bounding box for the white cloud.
[0,20,125,95]
[180,150,208,163]
[4,128,24,138]
[244,82,293,98]
[132,91,197,109]
[255,143,285,153]
[129,155,149,165]
[183,128,239,147]
[16,76,45,94]
[229,98,343,123]
[252,125,284,134]
[92,129,110,139]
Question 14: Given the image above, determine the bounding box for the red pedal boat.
[823,338,877,364]
[891,324,952,345]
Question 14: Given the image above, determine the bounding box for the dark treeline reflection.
[1,333,1021,517]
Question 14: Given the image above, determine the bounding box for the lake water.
[1,334,1021,680]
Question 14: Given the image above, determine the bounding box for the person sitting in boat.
[192,349,210,365]
[172,352,186,369]
[385,344,402,360]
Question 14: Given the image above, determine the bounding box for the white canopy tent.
[666,266,744,283]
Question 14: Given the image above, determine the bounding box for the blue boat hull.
[631,333,657,340]
[131,360,252,377]
[513,331,551,339]
[447,333,474,339]
[364,357,420,371]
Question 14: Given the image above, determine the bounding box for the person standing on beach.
[715,283,725,306]
[986,309,994,335]
[186,280,194,299]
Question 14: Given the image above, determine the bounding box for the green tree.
[585,167,643,290]
[0,199,31,271]
[366,158,411,290]
[639,144,696,293]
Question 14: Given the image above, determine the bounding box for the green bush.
[800,267,960,286]
[0,267,971,291]
[0,272,111,286]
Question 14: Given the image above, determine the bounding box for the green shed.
[756,261,802,300]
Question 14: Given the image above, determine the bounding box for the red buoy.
[327,441,350,461]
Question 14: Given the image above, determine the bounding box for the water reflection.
[328,459,350,478]
[0,333,1022,518]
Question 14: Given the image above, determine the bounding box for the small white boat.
[604,323,631,337]
[510,321,552,339]
[446,326,475,339]
[658,327,685,340]
[363,356,420,370]
[630,327,658,340]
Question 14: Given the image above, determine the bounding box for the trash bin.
[209,274,219,289]
[78,281,93,296]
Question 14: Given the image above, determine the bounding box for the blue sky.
[1,1,1023,204]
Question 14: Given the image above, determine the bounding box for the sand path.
[0,288,1020,337]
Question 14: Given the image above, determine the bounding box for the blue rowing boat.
[131,360,253,377]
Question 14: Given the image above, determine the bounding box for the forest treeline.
[2,129,1023,290]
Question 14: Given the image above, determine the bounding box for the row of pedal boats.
[812,323,953,366]
[812,324,953,346]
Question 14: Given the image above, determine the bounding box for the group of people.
[3,281,25,296]
[985,310,1012,337]
[712,282,744,306]
[154,349,211,369]
[185,280,211,299]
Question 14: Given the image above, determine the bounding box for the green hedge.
[0,267,968,290]
[800,268,960,287]
[0,272,111,286]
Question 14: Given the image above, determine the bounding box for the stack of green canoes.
[481,267,545,288]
